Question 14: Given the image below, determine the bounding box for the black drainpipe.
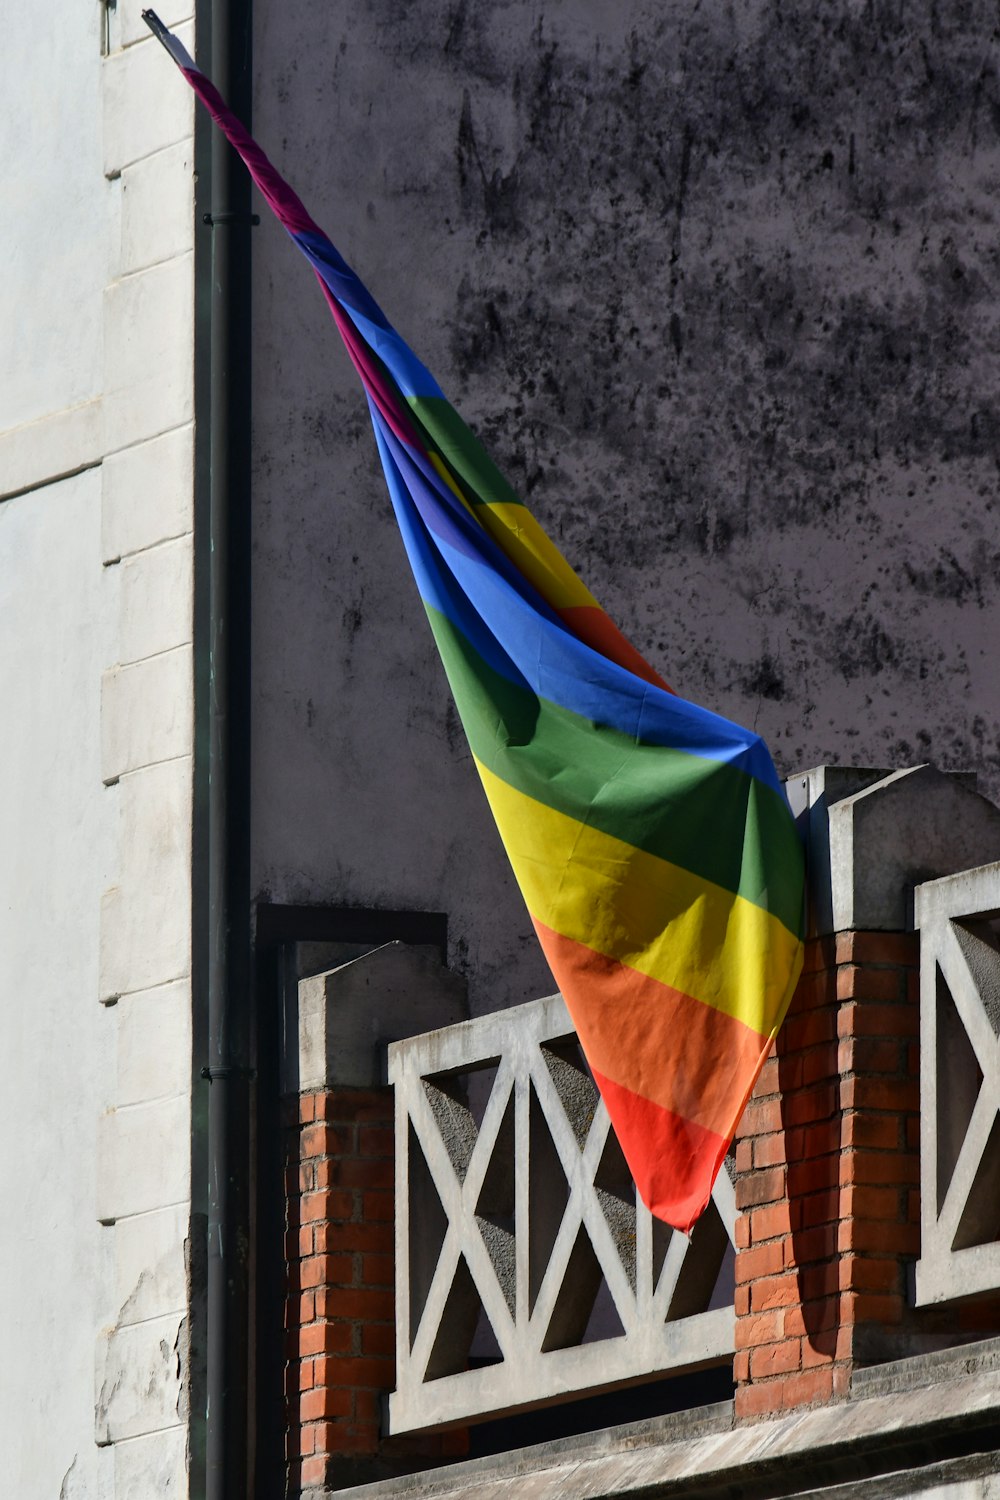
[203,0,253,1495]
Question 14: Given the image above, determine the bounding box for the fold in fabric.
[145,11,804,1231]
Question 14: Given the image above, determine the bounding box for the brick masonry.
[284,1086,466,1493]
[733,928,1000,1421]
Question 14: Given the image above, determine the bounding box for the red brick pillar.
[284,1085,468,1492]
[733,929,921,1419]
[284,1086,395,1489]
[282,944,469,1494]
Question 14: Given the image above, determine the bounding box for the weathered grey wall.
[251,0,1000,1013]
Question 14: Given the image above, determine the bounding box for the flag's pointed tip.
[142,10,170,48]
[141,9,196,72]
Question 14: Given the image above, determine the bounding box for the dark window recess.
[252,903,449,1497]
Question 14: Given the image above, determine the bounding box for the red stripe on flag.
[558,604,673,692]
[590,1067,730,1233]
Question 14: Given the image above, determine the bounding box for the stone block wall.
[93,6,197,1491]
[2,0,199,1484]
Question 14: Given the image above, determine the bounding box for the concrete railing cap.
[787,763,1000,935]
[297,941,468,1091]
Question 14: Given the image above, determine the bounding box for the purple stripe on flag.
[313,278,421,450]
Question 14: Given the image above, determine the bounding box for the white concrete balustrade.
[915,861,1000,1307]
[389,992,737,1434]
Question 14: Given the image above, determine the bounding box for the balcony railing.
[388,992,735,1434]
[915,860,1000,1305]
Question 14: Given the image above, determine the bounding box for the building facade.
[1,1,198,1494]
[2,2,999,1496]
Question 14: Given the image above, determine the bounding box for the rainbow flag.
[145,12,804,1232]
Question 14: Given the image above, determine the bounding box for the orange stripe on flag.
[532,919,772,1138]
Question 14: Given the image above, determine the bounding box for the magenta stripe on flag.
[312,279,420,451]
[180,67,321,238]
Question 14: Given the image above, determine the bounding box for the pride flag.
[144,12,804,1231]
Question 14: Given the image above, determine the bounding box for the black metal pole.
[204,0,253,1496]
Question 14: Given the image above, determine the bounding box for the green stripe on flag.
[425,603,805,938]
[408,395,525,509]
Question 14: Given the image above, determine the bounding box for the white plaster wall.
[1,1,199,1494]
[0,471,116,1498]
[1,7,105,436]
[0,9,118,1497]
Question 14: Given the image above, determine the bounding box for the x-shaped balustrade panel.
[389,993,735,1434]
[915,862,1000,1306]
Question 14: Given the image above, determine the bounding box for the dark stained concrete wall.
[250,0,1000,1013]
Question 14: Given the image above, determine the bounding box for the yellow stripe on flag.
[473,502,599,613]
[475,759,801,1036]
[428,451,478,518]
[427,454,599,615]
